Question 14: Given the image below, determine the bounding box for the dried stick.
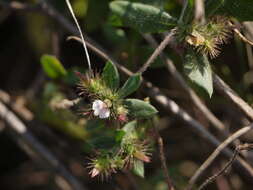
[233,28,253,46]
[194,0,205,24]
[187,125,253,190]
[0,100,87,190]
[213,74,253,121]
[153,120,176,190]
[197,143,253,190]
[137,29,177,74]
[3,0,253,184]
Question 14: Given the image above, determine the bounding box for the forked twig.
[197,143,253,190]
[187,125,253,190]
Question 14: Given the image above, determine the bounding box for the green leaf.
[133,159,144,178]
[223,0,253,21]
[40,55,67,79]
[122,120,137,136]
[121,120,138,144]
[184,50,213,98]
[124,99,158,118]
[115,130,126,143]
[118,74,142,98]
[102,61,120,90]
[109,1,176,33]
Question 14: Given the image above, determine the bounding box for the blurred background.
[1,0,253,189]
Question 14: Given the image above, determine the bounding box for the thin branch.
[197,143,253,190]
[194,0,205,24]
[213,74,253,121]
[187,125,253,190]
[137,28,177,74]
[153,120,176,190]
[0,100,87,190]
[0,1,40,12]
[50,98,81,110]
[233,27,253,46]
[178,0,189,23]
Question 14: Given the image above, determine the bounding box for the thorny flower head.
[76,71,128,121]
[184,16,232,58]
[87,155,124,179]
[121,140,151,168]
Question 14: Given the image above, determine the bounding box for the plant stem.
[152,120,176,190]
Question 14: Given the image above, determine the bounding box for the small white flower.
[92,100,110,119]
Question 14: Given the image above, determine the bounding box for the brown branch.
[233,27,253,46]
[0,1,40,12]
[153,120,176,190]
[194,0,205,24]
[0,100,88,190]
[198,143,253,190]
[187,125,253,190]
[213,74,253,121]
[137,29,177,74]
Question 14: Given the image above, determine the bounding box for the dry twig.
[213,74,253,121]
[153,120,176,190]
[197,143,253,190]
[0,100,87,190]
[187,125,253,190]
[137,29,177,73]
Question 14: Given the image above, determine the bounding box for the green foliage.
[124,99,158,118]
[184,50,213,97]
[118,74,142,98]
[121,120,138,140]
[40,55,67,79]
[102,61,120,90]
[109,1,177,33]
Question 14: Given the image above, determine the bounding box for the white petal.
[99,108,110,119]
[93,109,100,116]
[92,100,104,110]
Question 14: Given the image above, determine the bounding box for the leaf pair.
[102,61,143,98]
[102,61,158,118]
[102,61,141,98]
